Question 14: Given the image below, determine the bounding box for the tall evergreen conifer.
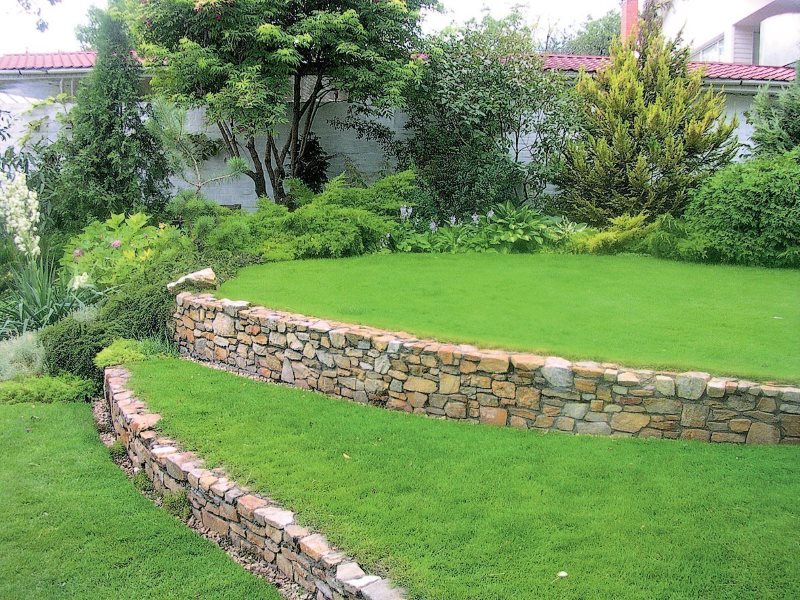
[52,13,169,230]
[558,0,738,226]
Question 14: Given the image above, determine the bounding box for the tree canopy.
[125,0,433,204]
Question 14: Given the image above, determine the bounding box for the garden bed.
[218,254,800,382]
[0,402,277,598]
[128,358,800,599]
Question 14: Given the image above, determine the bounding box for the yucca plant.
[0,257,101,339]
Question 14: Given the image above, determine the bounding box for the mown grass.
[0,402,278,599]
[130,358,800,600]
[218,254,800,382]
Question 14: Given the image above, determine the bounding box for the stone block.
[681,429,711,442]
[300,534,331,561]
[491,381,516,399]
[477,354,510,373]
[237,494,268,521]
[542,357,573,388]
[711,432,746,444]
[555,417,575,431]
[562,402,589,420]
[783,415,800,437]
[439,373,461,395]
[404,376,437,394]
[655,375,675,396]
[610,412,650,433]
[643,398,682,415]
[517,387,541,408]
[746,422,779,444]
[675,372,710,400]
[680,404,709,428]
[479,406,508,426]
[576,421,612,435]
[444,401,467,419]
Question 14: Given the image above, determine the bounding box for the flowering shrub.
[61,213,187,287]
[0,171,40,258]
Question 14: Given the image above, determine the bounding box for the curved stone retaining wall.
[173,292,800,445]
[104,367,403,600]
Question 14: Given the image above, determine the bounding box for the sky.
[0,0,620,55]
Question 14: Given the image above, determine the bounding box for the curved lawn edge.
[217,254,800,382]
[104,366,405,600]
[172,287,800,444]
[124,357,800,599]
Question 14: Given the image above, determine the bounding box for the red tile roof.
[0,51,97,71]
[543,53,796,82]
[0,51,796,82]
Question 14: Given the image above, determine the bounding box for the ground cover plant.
[0,402,278,598]
[129,358,800,599]
[218,254,800,382]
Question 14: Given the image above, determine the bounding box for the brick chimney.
[621,0,639,43]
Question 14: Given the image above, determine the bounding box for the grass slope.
[0,402,278,599]
[130,358,800,600]
[218,254,800,382]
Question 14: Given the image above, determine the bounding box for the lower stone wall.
[174,292,800,445]
[104,367,403,600]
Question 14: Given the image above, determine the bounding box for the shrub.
[95,338,176,369]
[61,213,185,288]
[254,200,391,261]
[684,150,800,268]
[0,332,45,381]
[0,374,94,405]
[162,489,191,520]
[572,214,650,255]
[314,170,431,219]
[39,314,123,383]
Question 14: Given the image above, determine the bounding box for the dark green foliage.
[558,1,738,226]
[0,374,94,404]
[162,489,191,521]
[49,13,170,231]
[684,150,800,268]
[258,203,390,261]
[294,134,331,194]
[39,315,122,383]
[403,13,576,218]
[749,65,800,156]
[314,170,430,219]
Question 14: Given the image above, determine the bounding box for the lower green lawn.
[218,254,800,382]
[130,358,800,600]
[0,402,278,599]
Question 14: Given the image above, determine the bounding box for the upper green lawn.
[0,402,279,599]
[218,254,800,382]
[130,358,800,600]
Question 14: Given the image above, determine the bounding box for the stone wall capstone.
[104,367,404,600]
[173,291,800,445]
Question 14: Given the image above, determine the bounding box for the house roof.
[542,53,797,82]
[0,51,97,71]
[0,50,796,83]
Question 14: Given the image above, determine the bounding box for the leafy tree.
[49,12,170,231]
[125,0,432,205]
[558,10,620,56]
[557,0,738,226]
[748,64,800,156]
[401,13,578,218]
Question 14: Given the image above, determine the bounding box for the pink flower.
[110,239,122,249]
[411,52,430,62]
[73,248,84,259]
